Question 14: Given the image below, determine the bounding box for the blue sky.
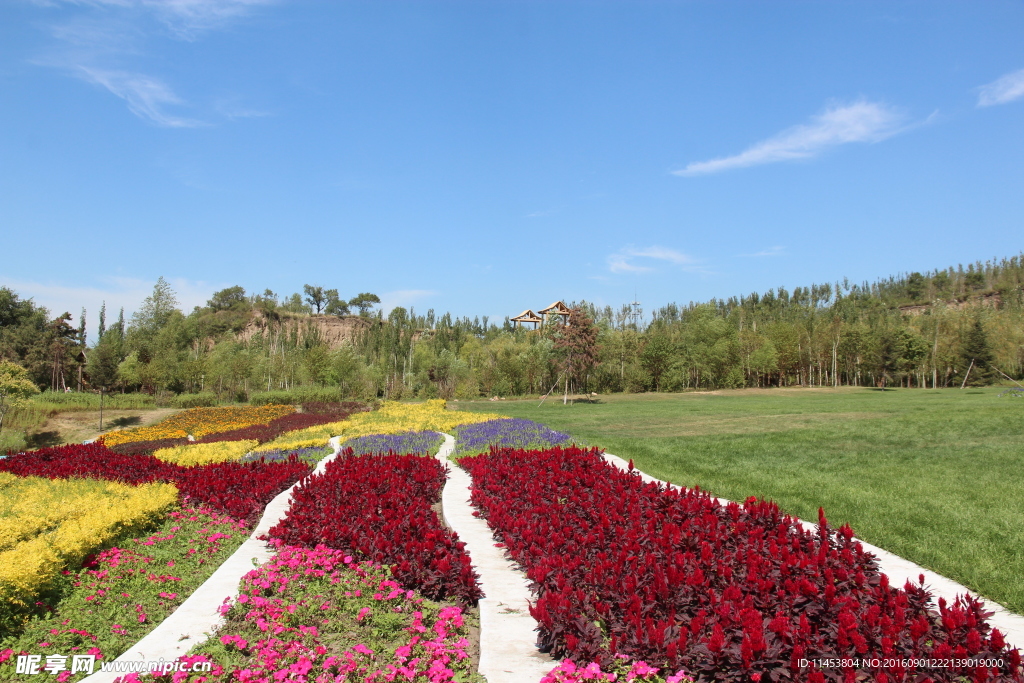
[2,1,1023,331]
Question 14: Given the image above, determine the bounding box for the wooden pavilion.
[538,301,571,324]
[510,309,543,329]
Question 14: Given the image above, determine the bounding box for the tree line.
[1,255,1021,405]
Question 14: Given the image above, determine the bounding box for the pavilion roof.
[538,301,570,315]
[510,309,543,323]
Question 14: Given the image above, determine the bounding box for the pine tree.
[961,318,995,386]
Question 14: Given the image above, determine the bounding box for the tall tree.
[303,284,330,314]
[325,291,350,316]
[349,292,381,317]
[98,301,107,339]
[552,306,599,399]
[961,318,996,386]
[132,276,179,335]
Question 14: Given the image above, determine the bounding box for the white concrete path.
[81,437,345,683]
[602,451,1024,653]
[436,433,556,683]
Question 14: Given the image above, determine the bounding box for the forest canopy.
[1,255,1021,402]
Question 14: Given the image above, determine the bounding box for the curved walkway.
[435,433,556,683]
[80,437,345,683]
[602,451,1024,652]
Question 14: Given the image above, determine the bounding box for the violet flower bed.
[340,431,444,457]
[452,418,574,459]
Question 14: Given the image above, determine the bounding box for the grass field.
[458,387,1024,615]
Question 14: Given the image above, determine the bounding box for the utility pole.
[630,290,643,329]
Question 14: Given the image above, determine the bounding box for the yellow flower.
[254,400,505,452]
[0,477,178,613]
[152,440,258,466]
[101,404,294,446]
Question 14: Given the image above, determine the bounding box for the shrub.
[168,392,220,409]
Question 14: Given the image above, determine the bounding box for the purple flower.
[341,431,443,456]
[453,419,574,457]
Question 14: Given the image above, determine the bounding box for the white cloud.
[78,67,203,126]
[739,246,785,257]
[0,275,221,341]
[146,0,275,37]
[379,290,439,316]
[674,100,910,176]
[978,67,1024,107]
[42,0,273,38]
[29,0,274,124]
[607,246,694,274]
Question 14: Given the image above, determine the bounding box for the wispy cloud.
[28,0,274,126]
[379,289,439,316]
[79,66,203,126]
[525,206,562,218]
[674,100,910,176]
[739,246,785,257]
[607,246,695,274]
[978,67,1024,107]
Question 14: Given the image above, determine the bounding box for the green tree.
[551,306,599,398]
[303,285,332,314]
[207,286,248,312]
[325,292,350,316]
[961,318,996,386]
[349,292,381,317]
[640,332,674,391]
[0,360,39,436]
[281,293,310,315]
[87,340,120,391]
[132,277,179,336]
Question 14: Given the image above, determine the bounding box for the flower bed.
[195,404,367,445]
[0,504,249,682]
[0,443,311,525]
[461,446,1022,682]
[107,439,190,456]
[151,440,257,466]
[112,543,482,683]
[542,656,693,683]
[240,446,331,465]
[452,418,573,459]
[268,453,482,606]
[253,399,503,454]
[100,405,295,447]
[341,430,444,456]
[0,475,177,638]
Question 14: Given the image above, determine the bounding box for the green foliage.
[0,361,40,434]
[349,292,381,316]
[961,318,996,386]
[207,286,249,312]
[249,386,353,406]
[87,339,120,390]
[462,388,1024,614]
[169,392,221,408]
[5,253,1024,404]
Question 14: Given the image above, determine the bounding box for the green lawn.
[457,387,1024,614]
